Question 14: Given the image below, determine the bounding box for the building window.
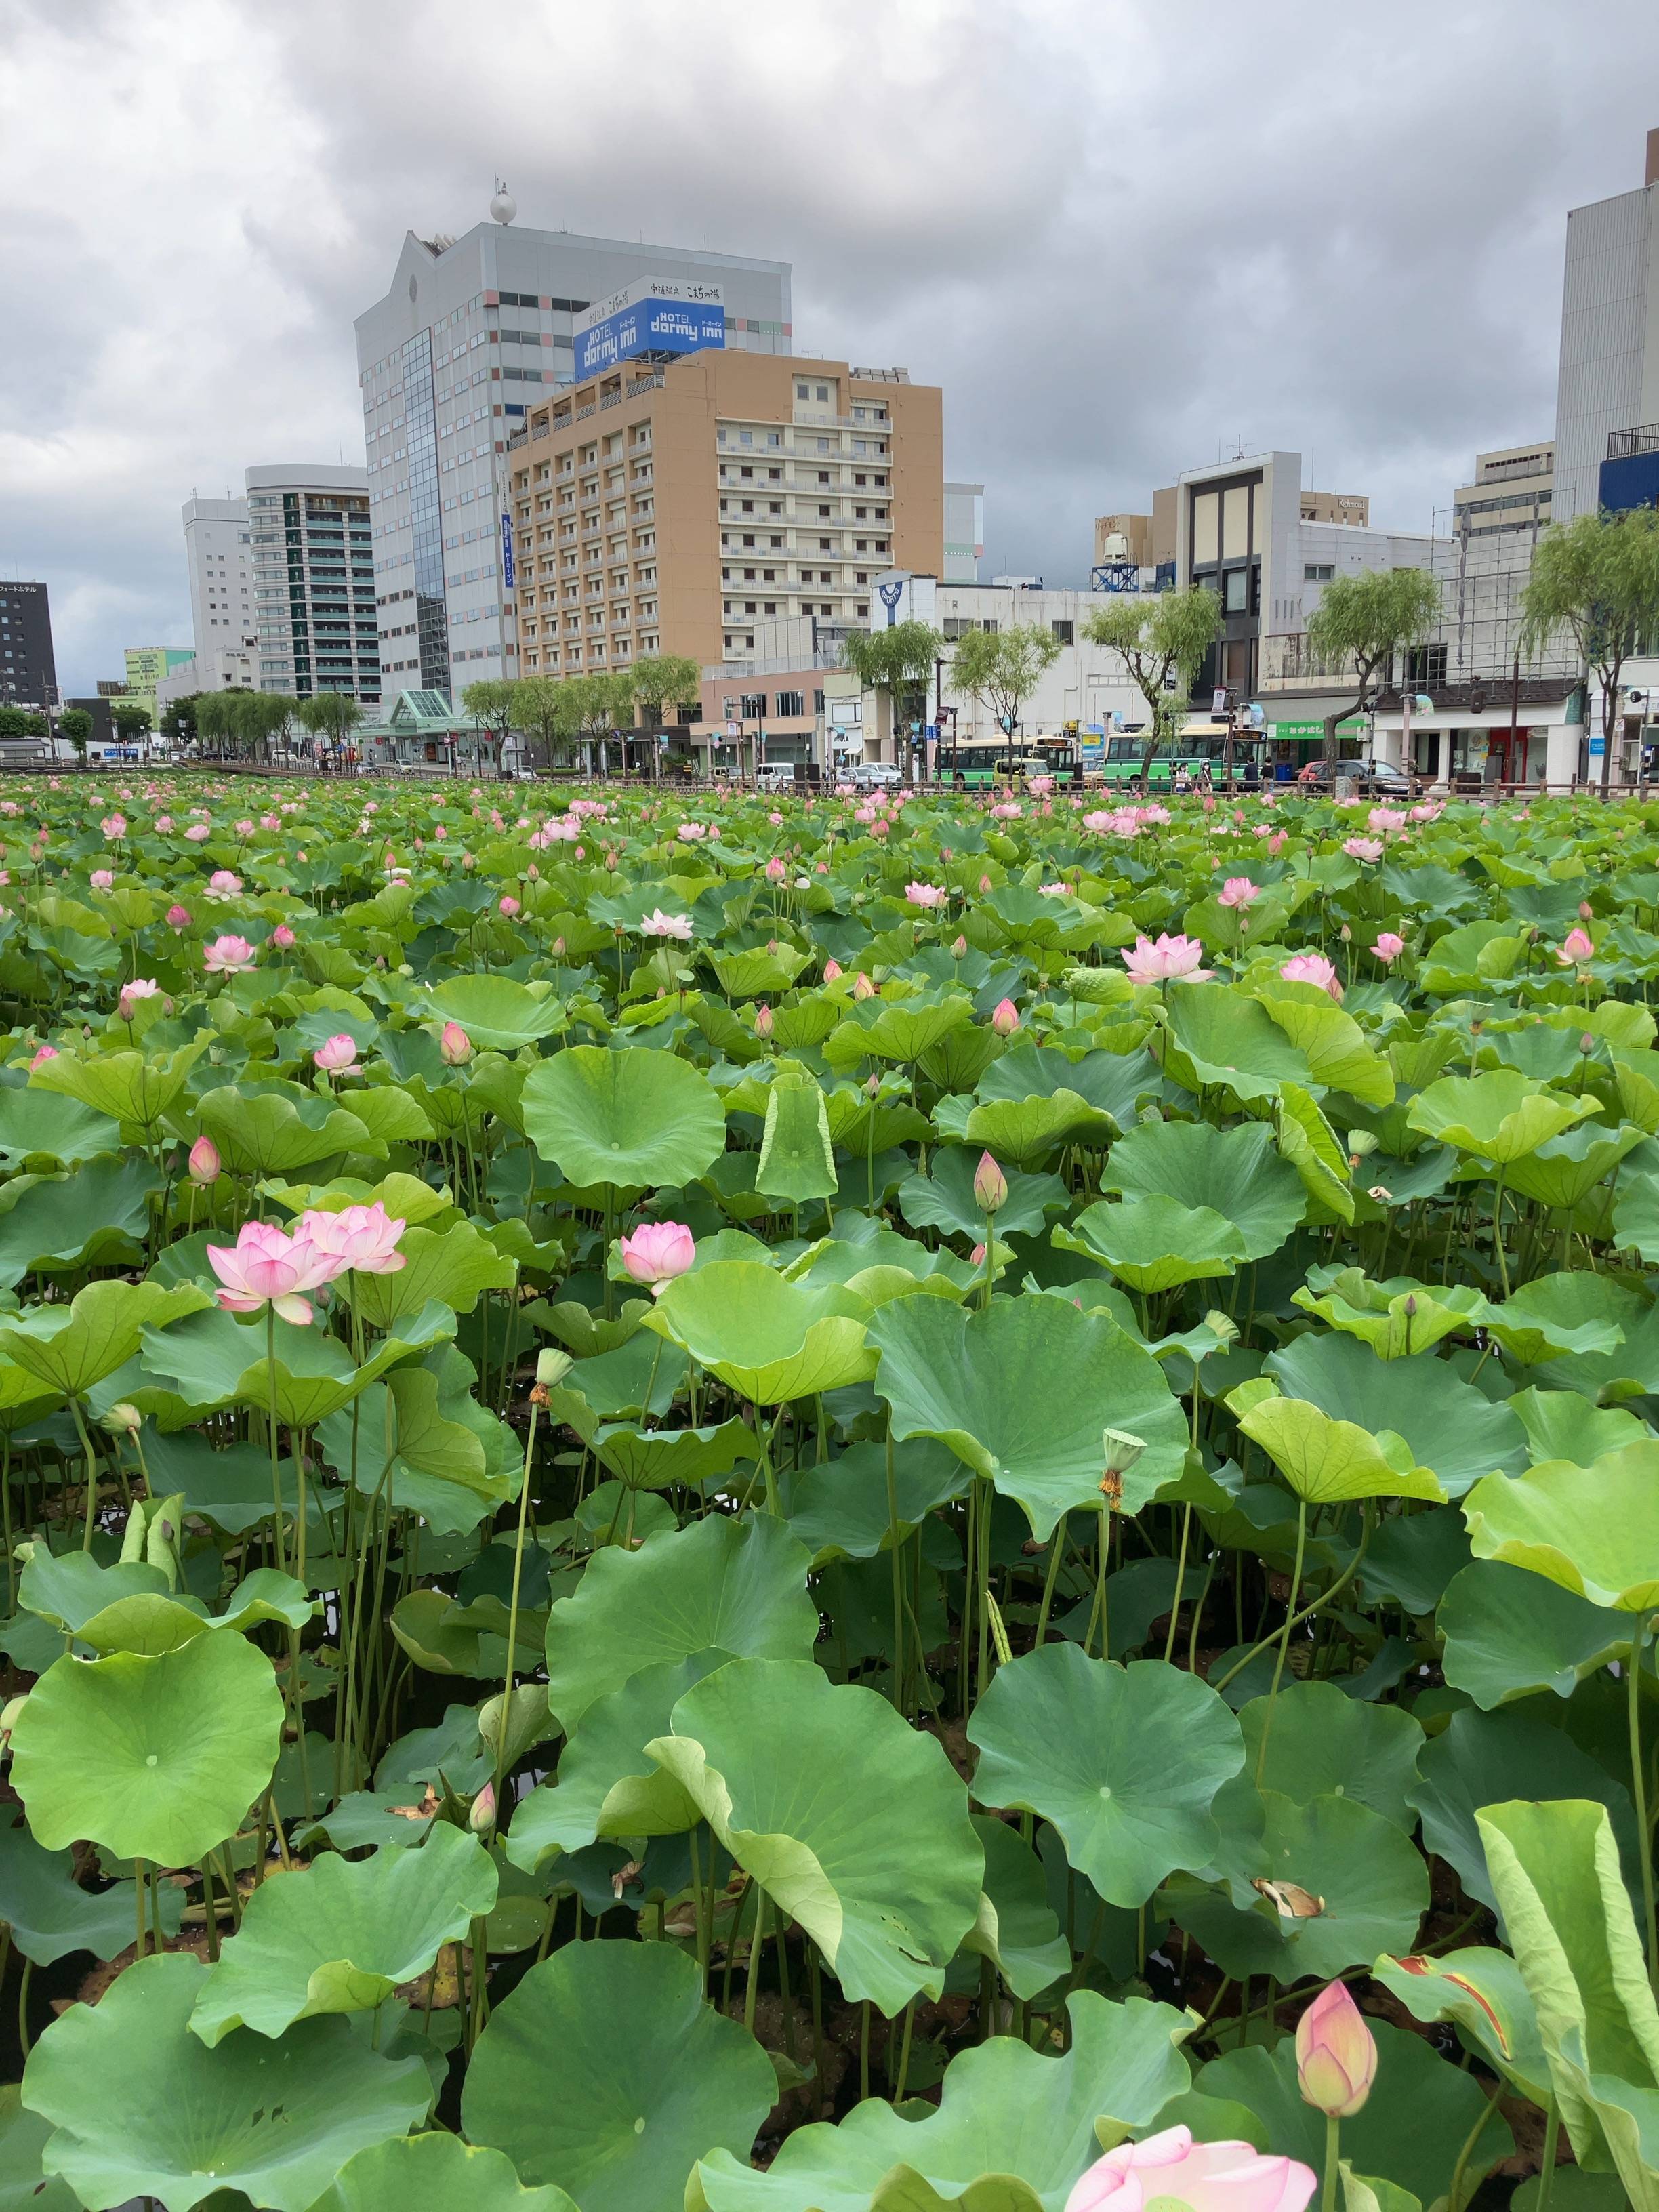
[1406,643,1448,689]
[776,690,804,716]
[1223,569,1250,613]
[1051,619,1073,644]
[1304,562,1335,583]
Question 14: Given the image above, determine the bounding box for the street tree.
[1083,588,1222,785]
[947,623,1064,758]
[843,619,944,774]
[462,679,518,779]
[1305,567,1441,770]
[0,708,47,745]
[229,691,293,765]
[295,693,365,765]
[510,676,569,773]
[56,708,93,762]
[109,701,152,757]
[159,693,203,747]
[627,654,701,778]
[1521,506,1659,788]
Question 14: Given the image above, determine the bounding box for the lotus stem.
[1321,2113,1340,2212]
[1628,1618,1659,1995]
[1256,1499,1308,1782]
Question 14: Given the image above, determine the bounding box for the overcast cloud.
[3,0,1658,693]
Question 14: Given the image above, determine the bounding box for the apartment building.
[354,205,791,700]
[0,582,57,711]
[244,466,380,703]
[506,350,943,681]
[183,496,256,663]
[1553,128,1659,524]
[943,483,985,582]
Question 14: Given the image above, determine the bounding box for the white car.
[849,762,902,790]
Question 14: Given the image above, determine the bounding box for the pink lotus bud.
[970,1241,987,1266]
[979,874,993,893]
[1579,901,1593,921]
[754,1004,774,1040]
[167,905,192,930]
[766,856,787,881]
[440,1021,473,1066]
[499,895,521,918]
[1557,926,1595,966]
[973,1151,1008,1214]
[28,1045,58,1071]
[188,1135,222,1186]
[314,1033,358,1073]
[823,959,843,982]
[990,998,1019,1037]
[619,1221,695,1292]
[853,971,876,1000]
[951,935,967,958]
[469,1782,497,1835]
[1295,1980,1377,2117]
[272,923,295,950]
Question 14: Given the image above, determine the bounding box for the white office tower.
[354,195,792,701]
[1553,128,1659,524]
[182,496,257,670]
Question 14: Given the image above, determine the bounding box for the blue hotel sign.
[574,277,726,379]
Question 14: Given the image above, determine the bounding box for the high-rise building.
[0,582,58,710]
[506,351,942,683]
[1552,127,1659,523]
[943,483,984,582]
[353,200,792,701]
[244,466,380,702]
[183,495,257,664]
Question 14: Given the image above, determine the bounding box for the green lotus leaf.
[1291,1271,1485,1359]
[1405,1069,1601,1164]
[138,1300,451,1429]
[1508,1384,1650,1466]
[1500,1120,1645,1210]
[21,1950,432,2212]
[521,1044,725,1187]
[966,1645,1244,1908]
[462,1939,776,2212]
[419,974,568,1050]
[348,1218,518,1329]
[868,1294,1187,1538]
[1263,1330,1526,1497]
[649,1656,983,2012]
[346,1084,434,1145]
[1275,1081,1356,1223]
[852,994,975,1067]
[899,1148,1067,1240]
[73,1567,317,1658]
[1052,1194,1248,1293]
[1465,1443,1659,1608]
[390,1588,532,1677]
[1197,2020,1511,2209]
[689,1990,1193,2212]
[0,1153,165,1284]
[189,1821,497,2043]
[1412,1707,1642,1919]
[0,2084,78,2212]
[30,1040,204,1134]
[310,2133,579,2212]
[1372,1947,1551,2104]
[956,1090,1118,1166]
[1103,1118,1306,1261]
[1227,1378,1444,1504]
[591,1418,759,1492]
[1484,1269,1639,1370]
[10,1629,284,1863]
[644,1258,876,1403]
[0,1277,211,1397]
[960,1814,1071,2001]
[0,1088,121,1168]
[1252,985,1395,1106]
[756,1073,837,1203]
[16,1546,172,1633]
[784,1437,971,1564]
[0,1812,182,1964]
[194,1084,375,1175]
[1439,1559,1633,1706]
[544,1511,817,1729]
[1237,1681,1422,1831]
[974,1042,1157,1127]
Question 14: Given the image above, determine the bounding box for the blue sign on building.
[500,512,515,590]
[575,295,726,380]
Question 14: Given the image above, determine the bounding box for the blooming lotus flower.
[973,1152,1008,1214]
[154,815,173,834]
[100,814,127,839]
[184,823,211,842]
[1343,837,1385,862]
[639,907,693,941]
[117,978,159,1020]
[1281,952,1343,1000]
[1036,881,1067,897]
[990,802,1022,820]
[619,1221,695,1292]
[188,1135,221,1185]
[271,922,295,951]
[89,868,114,892]
[206,1220,346,1325]
[1217,877,1261,909]
[1295,1980,1377,2116]
[990,998,1020,1036]
[1557,926,1595,965]
[676,822,707,842]
[313,1033,359,1074]
[1122,933,1213,984]
[1368,806,1408,835]
[1372,930,1405,964]
[905,882,947,909]
[203,934,256,975]
[1064,2125,1316,2212]
[300,1201,407,1275]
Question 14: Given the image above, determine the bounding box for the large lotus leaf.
[138,1300,451,1429]
[0,1277,211,1396]
[689,1990,1193,2212]
[506,1654,730,1867]
[1236,1681,1422,1830]
[0,1814,181,1964]
[1439,1560,1633,1706]
[1276,1081,1356,1223]
[961,1814,1071,2001]
[1509,1385,1650,1466]
[1291,1270,1486,1359]
[1464,1443,1659,1608]
[1484,1272,1637,1369]
[1052,1194,1247,1293]
[1160,987,1317,1104]
[1252,983,1395,1106]
[462,1939,775,2212]
[66,1565,316,1662]
[1197,2020,1511,2209]
[649,1657,982,2013]
[0,2084,78,2212]
[1406,1069,1601,1164]
[784,1437,971,1563]
[348,1218,518,1329]
[544,1511,817,1730]
[966,1645,1244,1908]
[312,2134,579,2212]
[785,1227,977,1303]
[20,1950,432,2212]
[1264,1330,1526,1497]
[419,974,567,1050]
[10,1630,283,1864]
[898,1148,1067,1240]
[1478,1798,1659,2207]
[521,1044,725,1187]
[868,1294,1187,1539]
[1372,1948,1552,2104]
[30,1041,203,1132]
[956,1090,1118,1166]
[1501,1120,1646,1210]
[1410,1707,1642,1919]
[1103,1118,1306,1261]
[851,994,975,1067]
[975,1044,1158,1129]
[16,1547,172,1634]
[188,1820,496,2043]
[591,1418,759,1492]
[756,1073,837,1203]
[644,1258,876,1402]
[1226,1378,1444,1504]
[0,1088,121,1168]
[0,1153,164,1284]
[194,1084,374,1175]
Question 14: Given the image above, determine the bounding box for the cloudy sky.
[4,0,1658,695]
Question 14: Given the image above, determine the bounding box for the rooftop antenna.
[490,178,517,225]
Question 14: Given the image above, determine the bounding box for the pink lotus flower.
[823,958,843,982]
[300,1200,406,1275]
[754,1004,775,1040]
[905,882,947,908]
[100,814,127,839]
[188,1135,221,1185]
[1295,1980,1377,2117]
[271,923,295,951]
[28,1045,58,1071]
[1281,952,1343,1000]
[640,908,693,940]
[1217,877,1261,909]
[853,971,876,1001]
[1372,930,1405,964]
[206,1220,346,1325]
[440,1021,473,1065]
[184,823,211,842]
[1343,837,1385,862]
[990,802,1022,820]
[154,815,173,834]
[1368,806,1408,835]
[990,998,1020,1036]
[619,1220,695,1292]
[1065,2125,1315,2212]
[973,1152,1008,1213]
[166,904,192,929]
[260,814,281,833]
[313,1033,359,1074]
[1557,926,1595,966]
[1122,933,1213,983]
[89,869,114,892]
[676,822,708,842]
[207,869,242,898]
[203,934,255,975]
[118,978,159,1019]
[764,857,787,882]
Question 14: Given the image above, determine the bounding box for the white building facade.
[353,210,792,703]
[943,482,984,582]
[182,497,256,666]
[1553,131,1659,524]
[244,465,379,703]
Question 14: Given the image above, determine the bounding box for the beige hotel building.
[506,350,943,679]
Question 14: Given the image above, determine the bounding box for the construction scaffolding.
[1429,503,1579,689]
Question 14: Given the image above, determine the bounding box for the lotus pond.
[1,774,1659,2212]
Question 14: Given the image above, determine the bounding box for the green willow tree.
[947,624,1064,762]
[843,619,944,775]
[295,694,364,766]
[510,676,568,773]
[1083,587,1222,785]
[627,654,701,778]
[55,708,92,762]
[1521,506,1659,788]
[1305,567,1441,771]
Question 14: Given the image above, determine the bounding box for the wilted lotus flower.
[1064,2125,1315,2212]
[619,1221,695,1293]
[313,1033,359,1074]
[990,998,1019,1036]
[1295,1980,1377,2116]
[188,1135,222,1185]
[1103,1428,1146,1476]
[972,1151,1008,1214]
[440,1021,473,1065]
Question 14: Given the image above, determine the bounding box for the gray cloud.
[3,0,1657,690]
